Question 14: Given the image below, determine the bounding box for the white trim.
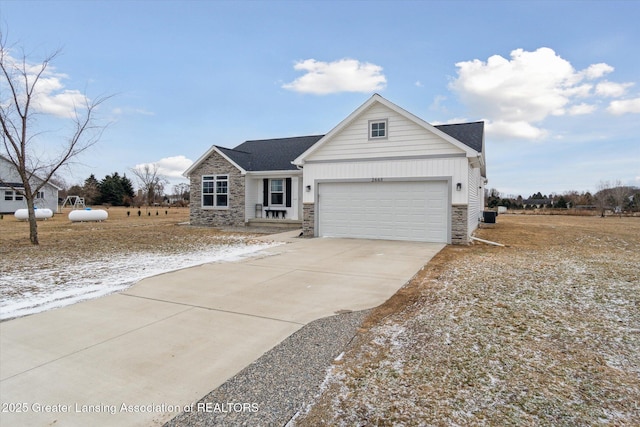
[303,153,466,164]
[368,118,388,140]
[183,146,246,177]
[201,174,229,209]
[292,94,479,166]
[269,178,285,206]
[245,170,302,177]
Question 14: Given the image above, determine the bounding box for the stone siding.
[302,203,315,237]
[189,151,245,227]
[451,204,468,244]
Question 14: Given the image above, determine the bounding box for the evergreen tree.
[83,174,101,205]
[98,173,136,206]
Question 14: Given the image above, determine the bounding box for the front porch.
[246,218,302,230]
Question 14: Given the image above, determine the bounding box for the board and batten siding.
[244,175,303,220]
[244,177,259,220]
[302,157,469,205]
[467,164,483,236]
[309,103,466,162]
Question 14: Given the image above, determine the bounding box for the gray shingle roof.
[434,121,484,153]
[218,135,324,171]
[216,122,482,172]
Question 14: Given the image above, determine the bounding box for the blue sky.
[1,0,638,198]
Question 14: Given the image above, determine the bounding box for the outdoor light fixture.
[456,183,462,191]
[306,185,311,192]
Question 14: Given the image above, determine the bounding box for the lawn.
[293,215,640,426]
[0,207,274,320]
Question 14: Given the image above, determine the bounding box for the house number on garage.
[371,178,383,182]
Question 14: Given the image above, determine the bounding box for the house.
[523,198,553,209]
[184,94,486,244]
[0,156,61,214]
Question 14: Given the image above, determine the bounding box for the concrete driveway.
[0,233,443,427]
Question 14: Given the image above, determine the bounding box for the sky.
[1,0,639,198]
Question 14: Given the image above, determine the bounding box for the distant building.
[0,156,60,213]
[523,198,553,209]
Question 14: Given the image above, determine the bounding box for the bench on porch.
[265,209,287,219]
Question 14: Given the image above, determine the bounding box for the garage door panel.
[318,181,448,243]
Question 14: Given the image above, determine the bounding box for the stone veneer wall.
[189,151,245,227]
[302,203,315,237]
[451,204,468,244]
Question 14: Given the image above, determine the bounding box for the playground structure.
[59,196,86,211]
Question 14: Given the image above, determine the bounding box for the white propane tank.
[14,208,54,220]
[68,208,108,222]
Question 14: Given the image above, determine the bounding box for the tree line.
[486,181,640,214]
[65,173,135,206]
[61,172,190,207]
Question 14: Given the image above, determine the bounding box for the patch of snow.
[0,241,280,320]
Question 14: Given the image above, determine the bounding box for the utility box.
[483,211,497,224]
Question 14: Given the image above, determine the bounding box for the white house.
[185,94,486,244]
[0,156,61,213]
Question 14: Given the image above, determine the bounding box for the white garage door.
[318,181,448,243]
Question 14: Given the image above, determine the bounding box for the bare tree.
[595,180,612,217]
[610,180,631,216]
[1,33,110,244]
[130,163,168,206]
[172,182,190,201]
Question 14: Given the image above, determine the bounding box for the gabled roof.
[184,94,485,177]
[184,135,323,176]
[0,155,62,190]
[230,135,323,171]
[293,94,484,166]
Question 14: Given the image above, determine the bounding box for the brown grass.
[0,206,261,257]
[293,215,640,426]
[0,207,268,314]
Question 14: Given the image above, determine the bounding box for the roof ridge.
[435,121,484,126]
[216,145,252,155]
[243,134,325,143]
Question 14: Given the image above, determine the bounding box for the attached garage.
[292,94,486,244]
[317,180,449,243]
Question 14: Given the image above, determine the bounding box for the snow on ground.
[0,240,280,321]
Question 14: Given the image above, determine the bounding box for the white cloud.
[607,97,640,115]
[486,120,548,140]
[595,81,634,97]
[34,89,88,118]
[579,63,614,80]
[449,47,635,139]
[3,52,90,119]
[568,103,597,115]
[282,58,386,95]
[134,155,193,179]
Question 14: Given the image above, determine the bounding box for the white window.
[4,190,24,201]
[270,179,284,205]
[202,175,229,208]
[369,119,387,139]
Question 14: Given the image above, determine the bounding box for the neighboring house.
[523,198,553,209]
[185,94,486,244]
[0,156,61,213]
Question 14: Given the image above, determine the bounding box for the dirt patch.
[293,215,640,426]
